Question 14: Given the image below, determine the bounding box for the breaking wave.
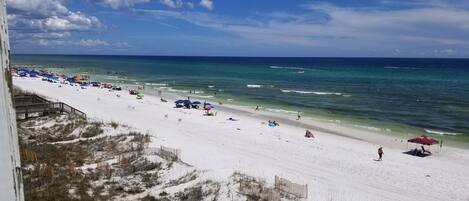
[383,66,419,70]
[104,75,119,79]
[192,95,214,98]
[425,129,461,136]
[269,66,306,70]
[266,108,298,114]
[281,89,343,96]
[167,88,189,93]
[354,125,382,132]
[145,83,168,86]
[247,84,262,88]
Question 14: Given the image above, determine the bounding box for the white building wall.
[0,0,24,200]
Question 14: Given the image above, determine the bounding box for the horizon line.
[10,53,469,60]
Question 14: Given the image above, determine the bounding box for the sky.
[6,0,469,57]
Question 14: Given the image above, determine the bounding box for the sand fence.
[237,173,308,200]
[274,175,308,198]
[145,145,181,161]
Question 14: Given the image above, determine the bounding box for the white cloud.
[79,39,110,47]
[6,0,68,17]
[200,0,213,10]
[160,0,183,8]
[17,38,127,48]
[7,0,104,50]
[97,0,196,10]
[139,1,469,56]
[8,13,102,32]
[37,39,66,46]
[186,2,195,8]
[7,0,102,32]
[98,0,150,9]
[114,42,131,48]
[31,32,72,39]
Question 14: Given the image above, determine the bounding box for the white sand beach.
[14,77,469,201]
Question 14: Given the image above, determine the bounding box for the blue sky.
[6,0,469,57]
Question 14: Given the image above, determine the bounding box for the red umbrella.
[408,135,439,146]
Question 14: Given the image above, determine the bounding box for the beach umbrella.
[192,101,202,105]
[408,135,439,146]
[183,100,191,105]
[175,100,185,104]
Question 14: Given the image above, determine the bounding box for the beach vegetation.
[17,113,298,201]
[110,121,119,129]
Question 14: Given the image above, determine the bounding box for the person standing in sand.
[297,112,301,120]
[378,147,383,161]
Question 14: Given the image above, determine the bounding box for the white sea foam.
[192,95,214,98]
[425,129,461,136]
[247,84,262,88]
[208,85,215,88]
[104,75,119,80]
[145,83,168,86]
[168,88,189,93]
[354,125,382,131]
[281,89,343,96]
[269,66,306,70]
[193,91,204,94]
[384,66,419,70]
[266,108,298,114]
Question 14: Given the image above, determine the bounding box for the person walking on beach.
[378,147,383,161]
[297,112,301,120]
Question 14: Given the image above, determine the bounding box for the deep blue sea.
[11,55,469,143]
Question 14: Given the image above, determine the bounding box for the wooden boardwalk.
[14,95,86,119]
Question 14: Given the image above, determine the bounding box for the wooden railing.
[13,95,48,106]
[14,95,86,119]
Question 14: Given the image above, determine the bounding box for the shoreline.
[13,76,469,201]
[12,64,468,145]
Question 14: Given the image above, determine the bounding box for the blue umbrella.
[183,100,192,105]
[192,101,202,105]
[204,102,212,105]
[175,100,185,104]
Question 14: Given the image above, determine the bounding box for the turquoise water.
[12,54,469,143]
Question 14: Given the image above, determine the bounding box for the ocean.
[11,54,469,144]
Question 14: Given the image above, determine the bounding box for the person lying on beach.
[267,120,279,127]
[228,117,238,121]
[304,130,314,138]
[160,97,167,102]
